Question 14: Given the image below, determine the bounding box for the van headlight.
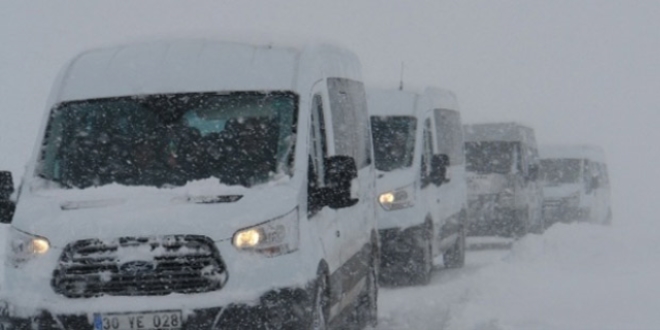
[232,208,299,257]
[378,184,415,211]
[8,228,50,267]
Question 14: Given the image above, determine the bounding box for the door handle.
[336,231,341,237]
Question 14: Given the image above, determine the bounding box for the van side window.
[308,94,328,216]
[434,110,464,165]
[420,118,433,187]
[327,78,371,168]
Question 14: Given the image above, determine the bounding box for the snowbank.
[380,223,660,330]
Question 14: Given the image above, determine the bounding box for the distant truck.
[539,145,612,226]
[464,122,544,237]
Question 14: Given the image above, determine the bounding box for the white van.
[0,40,378,330]
[464,122,544,237]
[368,87,465,285]
[540,145,612,226]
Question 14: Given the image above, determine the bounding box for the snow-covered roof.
[51,39,362,104]
[463,122,534,143]
[366,88,418,117]
[424,87,459,111]
[540,145,607,163]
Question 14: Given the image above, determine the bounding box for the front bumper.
[0,284,313,330]
[543,201,588,224]
[377,225,426,280]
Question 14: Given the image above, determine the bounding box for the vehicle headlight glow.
[9,228,51,267]
[378,184,415,211]
[232,208,299,257]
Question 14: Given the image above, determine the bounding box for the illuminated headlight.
[8,228,50,267]
[232,208,299,257]
[378,184,415,211]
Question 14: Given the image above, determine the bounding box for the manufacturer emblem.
[119,261,156,275]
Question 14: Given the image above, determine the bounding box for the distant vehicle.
[0,170,15,222]
[368,87,465,285]
[540,145,612,226]
[464,122,544,237]
[0,39,378,330]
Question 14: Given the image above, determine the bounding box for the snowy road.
[376,223,660,330]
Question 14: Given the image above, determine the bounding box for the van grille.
[51,235,227,298]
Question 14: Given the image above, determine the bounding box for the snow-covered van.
[0,171,15,222]
[464,122,544,237]
[368,87,465,285]
[0,40,378,330]
[540,145,612,226]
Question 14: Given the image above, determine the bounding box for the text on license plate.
[93,311,183,330]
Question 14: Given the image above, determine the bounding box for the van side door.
[326,78,375,309]
[421,117,440,252]
[308,91,343,305]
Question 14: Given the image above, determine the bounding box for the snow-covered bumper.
[543,199,589,225]
[467,194,525,237]
[0,237,317,330]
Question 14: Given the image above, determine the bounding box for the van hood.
[14,181,299,248]
[466,173,511,195]
[376,169,416,194]
[543,184,582,200]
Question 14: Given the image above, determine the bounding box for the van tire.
[356,245,378,328]
[309,273,329,330]
[444,226,465,268]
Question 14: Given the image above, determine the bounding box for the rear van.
[0,40,378,330]
[540,145,612,226]
[464,122,544,237]
[368,87,465,285]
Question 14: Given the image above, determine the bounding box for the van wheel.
[309,274,329,330]
[444,227,465,268]
[356,248,378,328]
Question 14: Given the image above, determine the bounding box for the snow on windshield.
[371,116,417,172]
[465,141,521,175]
[38,92,297,189]
[540,158,582,185]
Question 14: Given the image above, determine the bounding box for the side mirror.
[324,155,359,209]
[0,171,16,223]
[430,154,450,186]
[0,171,14,200]
[0,200,15,223]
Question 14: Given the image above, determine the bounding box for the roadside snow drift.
[380,223,660,330]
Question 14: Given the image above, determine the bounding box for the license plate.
[93,311,183,330]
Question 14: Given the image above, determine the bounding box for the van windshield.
[540,159,582,185]
[370,116,417,172]
[38,92,298,189]
[465,141,521,175]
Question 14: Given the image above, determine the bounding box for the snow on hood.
[466,173,510,195]
[14,178,299,248]
[376,169,417,194]
[542,183,582,200]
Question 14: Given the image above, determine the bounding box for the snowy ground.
[377,222,660,330]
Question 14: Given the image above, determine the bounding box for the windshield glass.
[370,116,417,172]
[465,141,520,174]
[38,92,298,189]
[540,158,582,185]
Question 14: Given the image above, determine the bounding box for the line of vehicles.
[0,39,611,329]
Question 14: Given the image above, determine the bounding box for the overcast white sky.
[1,1,658,224]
